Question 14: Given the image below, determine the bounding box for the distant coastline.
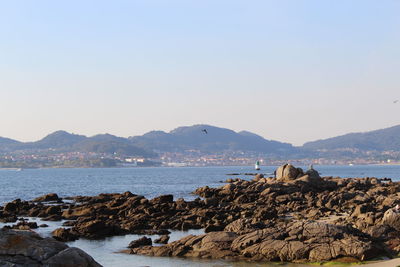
[1,162,400,170]
[1,124,400,169]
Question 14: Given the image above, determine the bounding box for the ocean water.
[0,165,399,267]
[1,165,399,206]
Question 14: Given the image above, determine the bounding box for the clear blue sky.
[1,0,399,145]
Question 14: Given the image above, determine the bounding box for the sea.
[0,165,399,267]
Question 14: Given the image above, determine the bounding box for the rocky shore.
[2,164,400,265]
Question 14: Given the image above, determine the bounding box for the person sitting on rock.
[395,204,400,212]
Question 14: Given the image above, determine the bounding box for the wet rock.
[0,215,17,223]
[12,221,38,230]
[43,214,63,221]
[140,229,171,235]
[45,205,61,215]
[52,227,79,242]
[128,236,152,248]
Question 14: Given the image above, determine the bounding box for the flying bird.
[202,129,208,134]
[394,100,399,104]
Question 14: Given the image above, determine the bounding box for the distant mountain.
[88,133,130,143]
[0,131,155,158]
[2,123,400,161]
[0,137,20,146]
[0,137,21,152]
[302,125,400,151]
[129,124,295,154]
[26,131,86,149]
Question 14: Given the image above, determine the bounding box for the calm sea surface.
[0,165,399,267]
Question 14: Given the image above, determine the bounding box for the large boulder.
[44,247,101,266]
[276,164,303,181]
[0,228,101,266]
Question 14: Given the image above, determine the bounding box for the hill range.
[1,124,400,160]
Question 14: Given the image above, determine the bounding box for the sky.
[0,0,399,146]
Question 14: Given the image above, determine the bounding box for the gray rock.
[0,229,101,267]
[43,247,101,267]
